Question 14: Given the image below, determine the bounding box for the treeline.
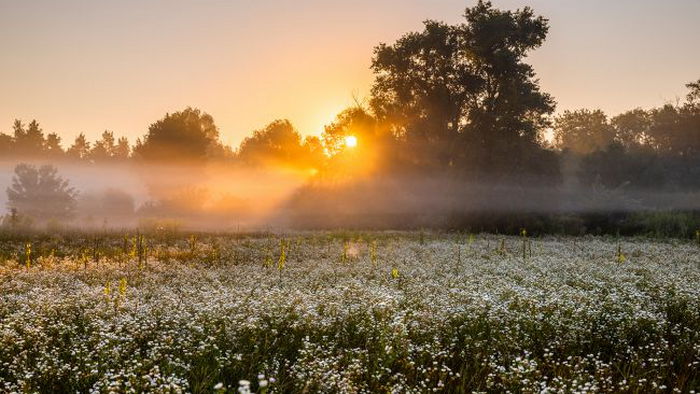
[0,122,131,162]
[553,84,700,190]
[0,111,325,170]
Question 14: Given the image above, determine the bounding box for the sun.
[344,135,358,148]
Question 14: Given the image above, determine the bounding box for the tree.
[67,133,91,160]
[13,120,46,157]
[45,133,65,159]
[114,137,131,160]
[134,107,222,164]
[0,133,12,157]
[640,80,700,157]
[553,109,615,154]
[611,109,651,150]
[322,107,379,156]
[237,120,324,170]
[686,79,700,107]
[90,130,117,161]
[6,163,78,220]
[647,104,682,155]
[370,1,554,178]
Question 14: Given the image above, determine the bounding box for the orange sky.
[1,0,699,147]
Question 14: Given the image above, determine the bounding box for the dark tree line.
[0,121,131,162]
[553,81,700,190]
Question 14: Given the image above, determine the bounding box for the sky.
[1,0,699,147]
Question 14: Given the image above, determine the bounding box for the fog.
[3,158,698,232]
[0,159,311,230]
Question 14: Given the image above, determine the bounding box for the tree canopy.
[237,119,324,170]
[370,0,555,178]
[6,164,78,220]
[133,107,223,164]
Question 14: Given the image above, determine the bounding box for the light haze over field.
[1,0,699,145]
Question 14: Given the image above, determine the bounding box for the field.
[1,232,699,393]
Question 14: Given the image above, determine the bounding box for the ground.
[0,232,699,393]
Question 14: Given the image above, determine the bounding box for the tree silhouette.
[611,109,651,150]
[114,137,131,160]
[554,109,615,154]
[686,79,700,106]
[13,120,46,157]
[90,130,117,161]
[0,133,12,157]
[370,0,554,178]
[322,107,378,157]
[6,164,78,220]
[45,133,64,159]
[134,107,222,164]
[237,119,324,170]
[67,133,91,160]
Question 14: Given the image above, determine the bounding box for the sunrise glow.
[344,135,358,148]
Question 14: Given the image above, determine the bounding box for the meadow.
[0,231,699,393]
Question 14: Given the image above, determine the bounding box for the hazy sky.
[1,0,699,147]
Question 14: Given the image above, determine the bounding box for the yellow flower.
[118,278,127,296]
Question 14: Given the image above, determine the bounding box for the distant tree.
[134,107,222,164]
[0,133,12,157]
[611,109,651,150]
[322,107,379,156]
[370,0,555,178]
[586,140,699,192]
[67,133,91,160]
[638,80,700,157]
[13,120,46,157]
[553,109,615,154]
[114,137,131,160]
[6,163,78,220]
[686,79,700,107]
[679,79,700,156]
[45,133,65,159]
[562,79,700,191]
[78,188,135,222]
[237,120,324,170]
[90,130,117,161]
[647,104,682,155]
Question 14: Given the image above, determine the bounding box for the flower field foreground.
[0,232,699,393]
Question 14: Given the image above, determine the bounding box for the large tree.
[370,0,555,178]
[134,107,222,164]
[6,164,78,220]
[237,119,324,170]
